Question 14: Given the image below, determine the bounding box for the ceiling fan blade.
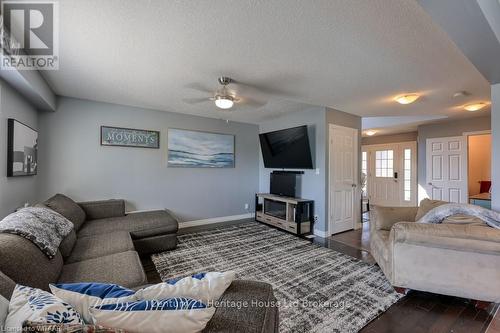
[231,79,292,97]
[182,97,210,104]
[185,82,213,94]
[236,96,268,108]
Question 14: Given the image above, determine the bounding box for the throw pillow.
[415,198,448,221]
[44,194,86,231]
[23,321,128,333]
[50,283,137,324]
[0,295,9,329]
[0,207,74,258]
[89,298,216,333]
[135,271,236,303]
[5,285,83,330]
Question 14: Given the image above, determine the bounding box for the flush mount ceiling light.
[214,95,234,109]
[464,102,487,112]
[394,94,420,105]
[366,130,377,136]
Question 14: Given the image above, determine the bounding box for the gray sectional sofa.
[0,194,279,333]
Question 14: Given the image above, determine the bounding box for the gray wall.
[258,107,327,232]
[37,97,260,222]
[361,132,417,146]
[492,84,500,210]
[325,108,362,230]
[417,116,491,202]
[0,79,40,218]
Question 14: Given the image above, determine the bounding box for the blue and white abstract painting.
[168,129,234,168]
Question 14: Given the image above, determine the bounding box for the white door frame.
[362,141,418,206]
[328,124,360,235]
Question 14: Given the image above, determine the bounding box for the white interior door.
[329,125,358,234]
[363,142,417,207]
[426,136,468,203]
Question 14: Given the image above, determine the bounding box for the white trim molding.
[314,229,328,238]
[179,213,254,228]
[462,130,491,136]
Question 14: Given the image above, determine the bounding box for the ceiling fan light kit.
[185,76,267,110]
[214,95,234,109]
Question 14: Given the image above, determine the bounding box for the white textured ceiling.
[42,0,491,124]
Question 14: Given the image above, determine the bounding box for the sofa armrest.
[391,222,500,254]
[370,206,418,233]
[78,199,125,220]
[203,280,279,333]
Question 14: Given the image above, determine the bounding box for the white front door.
[329,125,358,234]
[426,136,468,203]
[363,142,417,207]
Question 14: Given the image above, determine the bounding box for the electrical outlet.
[314,215,319,223]
[244,203,249,210]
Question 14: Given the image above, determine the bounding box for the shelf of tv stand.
[254,193,314,236]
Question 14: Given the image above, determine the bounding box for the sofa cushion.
[58,251,147,288]
[202,280,278,333]
[0,294,9,328]
[373,206,419,231]
[78,200,125,220]
[77,210,178,239]
[44,194,86,231]
[60,229,77,258]
[0,233,63,292]
[415,198,448,221]
[66,232,135,264]
[0,271,15,300]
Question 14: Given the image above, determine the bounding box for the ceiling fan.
[184,76,267,110]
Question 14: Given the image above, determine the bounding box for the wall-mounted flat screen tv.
[259,125,313,169]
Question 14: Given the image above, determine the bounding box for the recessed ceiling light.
[464,102,487,112]
[394,94,420,105]
[366,130,377,136]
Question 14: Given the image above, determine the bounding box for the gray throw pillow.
[44,194,86,231]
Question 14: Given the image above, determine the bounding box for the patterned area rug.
[152,222,402,333]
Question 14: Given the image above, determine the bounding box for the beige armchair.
[370,199,500,303]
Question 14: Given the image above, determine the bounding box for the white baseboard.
[179,213,254,229]
[314,229,328,238]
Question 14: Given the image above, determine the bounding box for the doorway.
[467,133,492,208]
[362,141,417,207]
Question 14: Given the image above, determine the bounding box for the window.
[404,148,411,201]
[375,150,393,178]
[361,151,367,197]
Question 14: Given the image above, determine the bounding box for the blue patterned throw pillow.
[50,283,137,324]
[89,298,216,333]
[4,285,83,330]
[135,271,236,304]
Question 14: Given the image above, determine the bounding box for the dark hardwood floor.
[141,218,499,333]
